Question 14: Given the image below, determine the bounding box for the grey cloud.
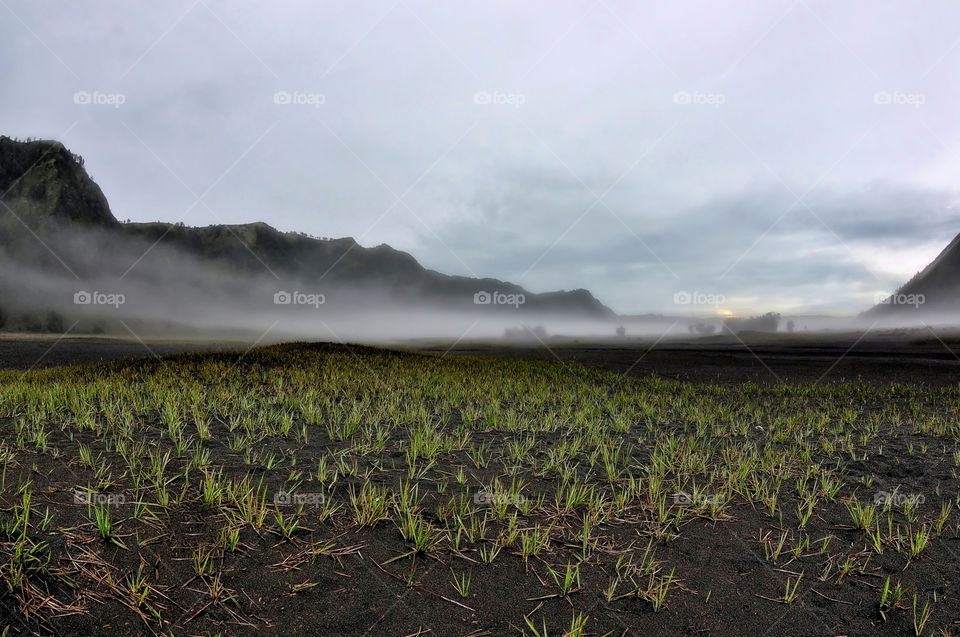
[3,0,960,316]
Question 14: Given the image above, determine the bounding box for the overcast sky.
[2,1,959,315]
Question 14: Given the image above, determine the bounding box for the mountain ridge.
[866,231,960,316]
[0,135,615,328]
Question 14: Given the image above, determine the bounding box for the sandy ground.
[0,334,252,371]
[413,336,960,385]
[2,342,959,635]
[4,332,960,385]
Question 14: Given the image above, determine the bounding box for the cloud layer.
[3,0,959,314]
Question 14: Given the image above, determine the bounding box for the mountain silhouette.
[865,232,960,316]
[0,135,613,333]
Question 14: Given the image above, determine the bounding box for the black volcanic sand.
[417,336,960,386]
[0,342,958,635]
[7,333,960,386]
[0,336,246,371]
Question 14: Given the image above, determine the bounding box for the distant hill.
[0,135,613,334]
[865,232,960,317]
[0,136,116,228]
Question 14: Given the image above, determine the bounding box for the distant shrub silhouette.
[687,322,718,336]
[45,310,64,333]
[695,322,716,335]
[724,312,780,334]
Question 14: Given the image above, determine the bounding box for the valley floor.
[0,342,958,635]
[419,337,960,385]
[6,331,960,385]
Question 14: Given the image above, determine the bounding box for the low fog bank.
[0,221,625,343]
[617,313,960,341]
[4,219,960,346]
